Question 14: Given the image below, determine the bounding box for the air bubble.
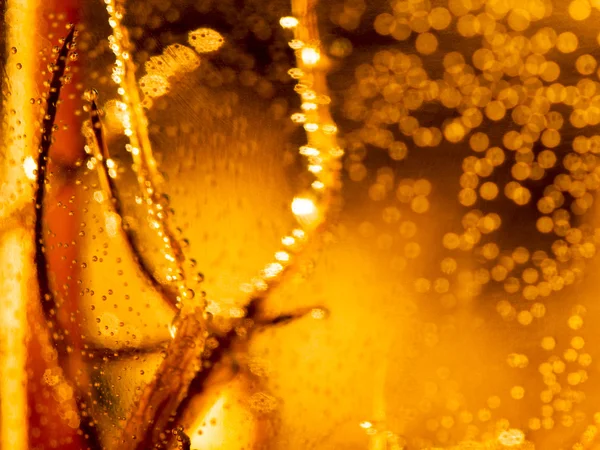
[83,88,99,102]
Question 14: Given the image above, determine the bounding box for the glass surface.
[2,0,600,449]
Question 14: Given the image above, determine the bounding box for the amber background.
[24,0,600,449]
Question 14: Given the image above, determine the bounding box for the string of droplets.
[226,14,345,307]
[102,0,193,307]
[101,0,342,320]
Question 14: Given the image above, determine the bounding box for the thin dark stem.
[83,340,171,362]
[117,309,206,450]
[163,298,323,449]
[121,299,264,450]
[35,26,76,349]
[254,304,326,327]
[156,304,260,450]
[89,99,179,312]
[34,25,103,450]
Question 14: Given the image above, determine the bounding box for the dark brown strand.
[89,99,179,312]
[34,25,103,450]
[35,26,76,351]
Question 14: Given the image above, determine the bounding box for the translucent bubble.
[145,44,201,79]
[415,32,438,55]
[139,74,171,98]
[188,28,225,53]
[556,31,578,53]
[374,13,396,36]
[569,0,592,20]
[429,7,452,30]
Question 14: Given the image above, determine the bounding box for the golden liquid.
[4,0,600,449]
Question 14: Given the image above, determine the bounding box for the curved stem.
[34,25,103,450]
[116,310,206,450]
[105,0,190,299]
[35,26,76,334]
[88,99,179,312]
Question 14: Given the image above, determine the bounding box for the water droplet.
[83,88,98,102]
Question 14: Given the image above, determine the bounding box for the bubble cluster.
[344,0,600,447]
